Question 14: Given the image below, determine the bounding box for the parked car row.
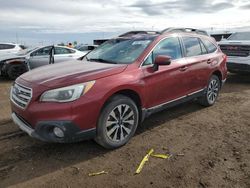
[10,28,228,149]
[0,45,87,79]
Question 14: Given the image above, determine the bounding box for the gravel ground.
[0,74,249,188]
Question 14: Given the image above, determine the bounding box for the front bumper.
[12,113,96,143]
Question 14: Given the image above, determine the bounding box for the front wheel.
[95,95,139,149]
[7,64,27,80]
[198,75,221,107]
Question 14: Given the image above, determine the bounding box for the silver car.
[28,45,86,70]
[0,45,86,79]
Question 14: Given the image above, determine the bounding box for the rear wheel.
[198,75,221,107]
[95,95,139,149]
[7,64,27,80]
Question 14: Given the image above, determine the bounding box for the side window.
[143,37,182,66]
[55,47,75,55]
[0,44,15,50]
[183,37,202,57]
[202,38,217,53]
[31,47,52,56]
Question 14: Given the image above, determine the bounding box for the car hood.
[219,40,250,45]
[18,60,128,88]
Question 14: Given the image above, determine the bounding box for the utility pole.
[16,32,19,44]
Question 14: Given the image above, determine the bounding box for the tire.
[198,75,221,107]
[7,64,27,80]
[95,95,139,149]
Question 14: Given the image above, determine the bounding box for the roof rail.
[119,31,160,37]
[161,28,209,36]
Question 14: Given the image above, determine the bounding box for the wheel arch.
[211,70,223,87]
[101,89,144,123]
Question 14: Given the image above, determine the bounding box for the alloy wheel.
[106,104,135,142]
[207,79,219,104]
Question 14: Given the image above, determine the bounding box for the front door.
[28,46,53,69]
[141,37,190,108]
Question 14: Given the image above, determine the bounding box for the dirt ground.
[0,74,249,188]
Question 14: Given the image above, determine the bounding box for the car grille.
[11,83,32,109]
[219,45,250,57]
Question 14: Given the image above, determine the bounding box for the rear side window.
[202,39,217,53]
[0,44,15,50]
[55,47,75,55]
[182,37,202,57]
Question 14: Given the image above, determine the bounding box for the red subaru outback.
[10,28,227,149]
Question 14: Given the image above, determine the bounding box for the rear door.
[141,37,190,108]
[181,36,210,93]
[54,47,76,63]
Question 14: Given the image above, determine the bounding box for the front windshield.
[227,32,250,41]
[85,38,154,64]
[17,47,38,55]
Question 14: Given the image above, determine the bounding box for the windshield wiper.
[88,58,117,64]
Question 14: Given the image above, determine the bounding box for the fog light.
[53,127,64,138]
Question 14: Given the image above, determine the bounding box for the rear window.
[183,37,202,57]
[201,39,217,53]
[0,44,15,50]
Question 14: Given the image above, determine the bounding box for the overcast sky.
[0,0,250,45]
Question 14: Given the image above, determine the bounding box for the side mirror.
[153,55,171,71]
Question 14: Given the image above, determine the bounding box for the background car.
[0,43,26,56]
[75,44,98,54]
[0,45,86,79]
[219,31,250,74]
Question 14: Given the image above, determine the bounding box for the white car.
[0,45,86,79]
[0,43,25,56]
[219,32,250,74]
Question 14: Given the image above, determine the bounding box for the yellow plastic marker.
[88,171,108,177]
[151,154,171,159]
[135,149,154,174]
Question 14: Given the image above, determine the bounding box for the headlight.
[40,81,95,102]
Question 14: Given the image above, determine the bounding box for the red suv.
[10,28,227,149]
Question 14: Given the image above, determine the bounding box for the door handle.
[207,59,213,64]
[67,55,73,57]
[179,66,188,71]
